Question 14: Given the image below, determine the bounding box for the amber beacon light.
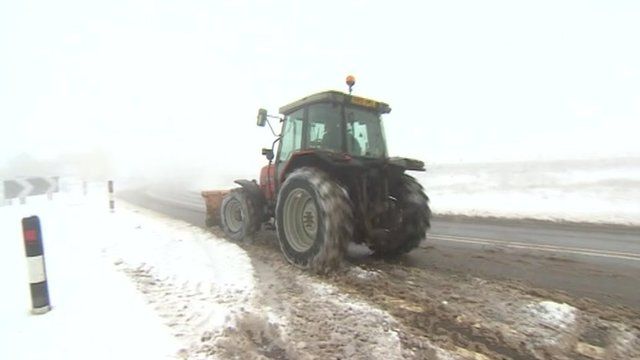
[346,75,356,94]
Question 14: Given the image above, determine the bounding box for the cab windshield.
[306,103,387,158]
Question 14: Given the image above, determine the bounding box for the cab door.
[275,108,305,186]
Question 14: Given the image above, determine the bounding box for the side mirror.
[257,108,267,127]
[261,148,274,161]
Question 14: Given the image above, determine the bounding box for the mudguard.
[234,179,266,204]
[388,157,425,171]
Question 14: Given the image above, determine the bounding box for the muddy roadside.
[234,229,640,359]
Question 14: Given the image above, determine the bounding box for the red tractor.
[202,77,430,271]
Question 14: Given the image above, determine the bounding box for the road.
[120,185,640,310]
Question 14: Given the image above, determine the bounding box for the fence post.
[108,180,114,212]
[22,216,51,314]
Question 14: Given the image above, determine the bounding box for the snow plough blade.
[201,190,230,227]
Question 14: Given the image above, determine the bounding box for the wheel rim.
[283,188,318,252]
[224,198,243,233]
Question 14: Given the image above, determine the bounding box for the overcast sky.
[1,0,639,179]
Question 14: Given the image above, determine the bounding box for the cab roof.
[279,90,391,115]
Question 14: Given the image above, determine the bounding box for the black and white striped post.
[21,216,51,315]
[108,180,114,212]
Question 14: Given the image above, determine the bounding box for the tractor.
[202,76,431,271]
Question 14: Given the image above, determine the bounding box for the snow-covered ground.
[417,157,640,226]
[2,181,638,359]
[0,183,269,359]
[0,187,180,359]
[0,183,426,359]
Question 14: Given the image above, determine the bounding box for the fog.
[2,1,639,188]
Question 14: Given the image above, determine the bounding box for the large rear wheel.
[374,174,431,257]
[276,167,353,272]
[220,188,260,241]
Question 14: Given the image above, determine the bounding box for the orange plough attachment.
[201,190,230,227]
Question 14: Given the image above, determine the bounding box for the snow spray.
[21,216,51,314]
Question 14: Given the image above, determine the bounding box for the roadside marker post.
[108,180,114,212]
[21,216,51,315]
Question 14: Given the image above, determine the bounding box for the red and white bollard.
[22,216,51,314]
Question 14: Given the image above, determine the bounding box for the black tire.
[374,174,431,257]
[276,167,353,272]
[220,188,260,241]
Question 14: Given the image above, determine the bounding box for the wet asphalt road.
[119,186,640,310]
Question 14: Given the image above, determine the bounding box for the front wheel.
[220,188,260,241]
[276,168,353,272]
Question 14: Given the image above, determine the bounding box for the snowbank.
[418,157,640,226]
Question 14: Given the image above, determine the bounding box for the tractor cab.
[256,90,395,204]
[259,90,392,159]
[272,91,392,162]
